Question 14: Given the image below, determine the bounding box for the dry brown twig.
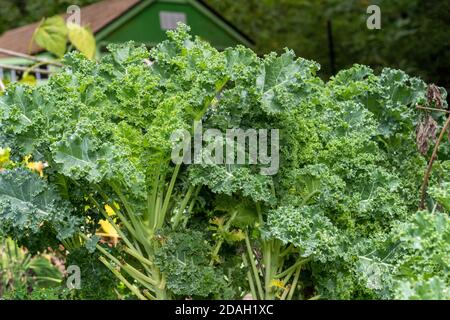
[416,105,450,114]
[419,115,450,209]
[418,84,449,209]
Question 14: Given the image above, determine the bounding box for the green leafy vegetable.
[0,24,448,300]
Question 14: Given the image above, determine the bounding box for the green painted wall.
[101,1,242,50]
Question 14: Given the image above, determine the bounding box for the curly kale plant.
[0,25,448,300]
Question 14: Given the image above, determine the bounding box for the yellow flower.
[270,279,286,289]
[99,220,119,237]
[105,204,115,216]
[26,161,46,177]
[23,155,47,177]
[98,205,119,238]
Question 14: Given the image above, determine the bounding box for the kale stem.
[89,234,159,296]
[279,244,294,258]
[287,265,302,300]
[109,181,151,253]
[275,257,310,279]
[158,163,181,229]
[245,231,264,299]
[264,242,272,299]
[256,202,263,226]
[146,169,161,226]
[182,185,201,229]
[242,253,258,299]
[99,256,146,300]
[171,184,195,229]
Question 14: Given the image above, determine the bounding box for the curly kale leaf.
[0,168,79,248]
[189,165,276,205]
[395,277,449,300]
[393,211,449,289]
[348,209,450,300]
[256,50,320,114]
[53,135,113,183]
[265,206,339,262]
[429,182,450,212]
[154,230,233,298]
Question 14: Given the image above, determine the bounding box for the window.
[159,11,187,30]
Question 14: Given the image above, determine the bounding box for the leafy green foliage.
[0,237,63,299]
[154,230,233,299]
[189,166,276,205]
[53,135,113,183]
[0,168,79,250]
[392,210,449,300]
[0,25,448,300]
[266,206,338,262]
[65,246,119,300]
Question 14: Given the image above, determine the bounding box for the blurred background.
[0,0,448,90]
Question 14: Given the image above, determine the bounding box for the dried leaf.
[427,84,444,109]
[416,115,438,155]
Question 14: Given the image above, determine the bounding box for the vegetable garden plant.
[0,25,448,300]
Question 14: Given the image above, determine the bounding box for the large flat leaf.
[0,86,39,134]
[53,135,112,183]
[67,23,96,60]
[0,168,76,240]
[256,51,319,113]
[33,16,68,58]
